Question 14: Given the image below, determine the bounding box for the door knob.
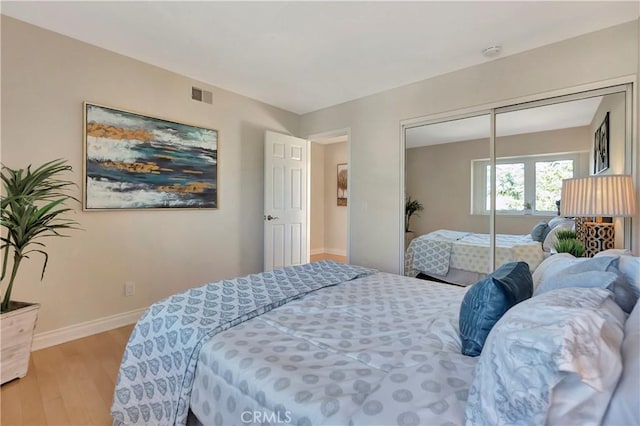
[265,215,279,221]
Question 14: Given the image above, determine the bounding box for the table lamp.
[560,174,637,257]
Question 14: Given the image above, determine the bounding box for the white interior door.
[264,131,309,271]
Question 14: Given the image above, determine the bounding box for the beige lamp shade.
[561,174,638,217]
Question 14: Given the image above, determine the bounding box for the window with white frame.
[471,153,580,215]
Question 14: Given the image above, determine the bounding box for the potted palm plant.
[1,159,78,384]
[405,196,424,249]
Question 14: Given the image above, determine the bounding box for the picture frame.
[337,163,348,206]
[83,102,218,210]
[593,112,609,175]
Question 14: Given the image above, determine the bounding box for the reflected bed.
[405,229,544,286]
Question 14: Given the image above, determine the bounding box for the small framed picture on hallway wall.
[337,163,348,206]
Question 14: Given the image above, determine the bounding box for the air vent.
[191,86,212,104]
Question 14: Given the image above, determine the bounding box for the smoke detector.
[481,45,502,58]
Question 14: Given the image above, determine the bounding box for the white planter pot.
[1,302,40,385]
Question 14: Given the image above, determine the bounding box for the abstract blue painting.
[84,103,218,209]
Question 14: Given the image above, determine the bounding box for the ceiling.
[405,96,603,148]
[2,2,638,115]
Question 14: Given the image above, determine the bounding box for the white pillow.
[536,252,640,290]
[532,253,582,290]
[465,287,625,426]
[603,300,640,425]
[542,220,575,252]
[548,216,572,229]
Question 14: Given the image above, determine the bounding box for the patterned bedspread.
[405,230,471,276]
[406,230,544,277]
[451,233,543,274]
[111,261,375,425]
[189,272,476,426]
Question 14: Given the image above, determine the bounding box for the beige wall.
[636,18,640,252]
[1,17,300,333]
[323,142,348,254]
[310,143,325,251]
[301,20,639,272]
[407,126,591,236]
[407,138,490,235]
[310,142,347,255]
[589,92,627,175]
[2,16,639,335]
[589,92,628,247]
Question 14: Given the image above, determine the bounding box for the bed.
[405,229,545,286]
[112,254,639,426]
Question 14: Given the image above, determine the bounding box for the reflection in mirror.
[404,114,490,286]
[403,87,631,285]
[494,92,627,267]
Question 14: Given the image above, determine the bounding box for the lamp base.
[574,217,592,245]
[584,222,614,257]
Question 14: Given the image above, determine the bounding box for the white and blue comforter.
[406,230,544,277]
[111,261,375,425]
[189,272,476,426]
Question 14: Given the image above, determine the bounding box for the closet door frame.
[399,76,636,275]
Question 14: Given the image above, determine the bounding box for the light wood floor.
[1,259,347,425]
[310,253,347,263]
[1,324,134,426]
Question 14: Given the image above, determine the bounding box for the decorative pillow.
[465,287,626,426]
[604,301,640,425]
[561,255,618,274]
[533,256,638,313]
[459,261,532,357]
[548,216,574,230]
[532,253,580,290]
[618,256,640,289]
[534,269,639,314]
[547,216,563,228]
[530,221,549,242]
[595,250,640,288]
[594,248,632,257]
[542,220,574,252]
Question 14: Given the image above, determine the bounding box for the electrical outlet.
[124,281,135,297]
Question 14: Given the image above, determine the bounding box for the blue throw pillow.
[531,222,549,242]
[459,261,533,357]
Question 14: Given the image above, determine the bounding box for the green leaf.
[1,159,80,309]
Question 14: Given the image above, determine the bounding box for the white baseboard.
[31,307,146,351]
[310,248,347,257]
[325,248,347,256]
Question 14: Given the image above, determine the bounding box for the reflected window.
[473,153,578,215]
[535,160,574,212]
[486,163,525,211]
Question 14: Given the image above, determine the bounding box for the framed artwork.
[337,163,348,206]
[83,103,218,210]
[593,112,609,175]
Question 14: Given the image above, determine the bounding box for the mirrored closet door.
[403,83,633,281]
[404,114,491,286]
[495,85,632,266]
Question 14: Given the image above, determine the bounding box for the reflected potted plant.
[405,196,424,249]
[553,230,585,257]
[1,159,79,384]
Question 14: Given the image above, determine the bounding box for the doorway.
[308,132,349,263]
